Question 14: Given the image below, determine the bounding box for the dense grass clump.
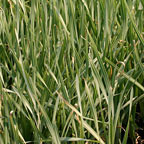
[0,0,144,143]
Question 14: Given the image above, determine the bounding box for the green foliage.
[0,0,143,143]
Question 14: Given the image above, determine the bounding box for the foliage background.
[0,0,144,143]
